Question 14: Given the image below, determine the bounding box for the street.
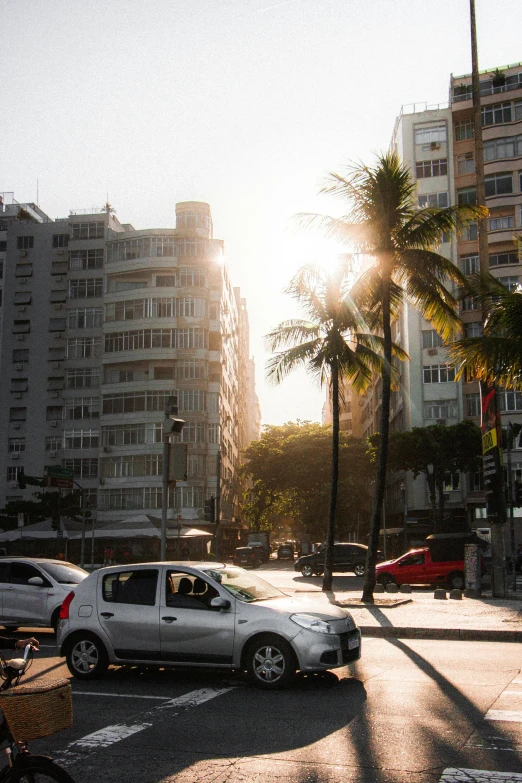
[17,631,522,783]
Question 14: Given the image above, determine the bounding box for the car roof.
[93,561,230,572]
[0,556,80,565]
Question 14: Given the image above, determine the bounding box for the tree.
[300,152,485,601]
[265,264,392,590]
[449,272,522,390]
[0,490,85,531]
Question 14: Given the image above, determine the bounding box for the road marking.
[72,691,171,700]
[485,710,522,723]
[440,768,522,782]
[503,691,522,697]
[512,677,522,685]
[55,686,233,766]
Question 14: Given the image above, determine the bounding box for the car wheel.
[377,573,396,587]
[354,564,365,577]
[301,564,314,577]
[447,571,465,590]
[246,634,296,690]
[66,635,109,680]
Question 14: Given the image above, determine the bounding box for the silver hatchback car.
[57,562,361,689]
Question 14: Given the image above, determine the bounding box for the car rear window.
[39,563,88,584]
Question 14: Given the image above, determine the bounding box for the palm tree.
[449,272,522,389]
[299,151,486,601]
[266,262,405,591]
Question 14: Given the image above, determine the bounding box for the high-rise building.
[0,197,258,553]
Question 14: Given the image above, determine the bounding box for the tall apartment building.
[0,198,258,552]
[328,62,522,541]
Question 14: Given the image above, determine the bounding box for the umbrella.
[167,526,213,539]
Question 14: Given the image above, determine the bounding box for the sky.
[1,0,520,427]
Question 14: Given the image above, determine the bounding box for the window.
[208,392,219,413]
[418,192,449,209]
[155,276,176,287]
[188,454,206,477]
[457,153,474,174]
[101,454,162,478]
[7,466,23,482]
[13,320,30,334]
[0,245,5,255]
[47,376,64,391]
[424,400,458,420]
[178,422,206,443]
[464,221,478,242]
[70,222,104,239]
[64,397,100,420]
[68,308,103,329]
[489,216,514,231]
[17,236,34,250]
[62,458,98,479]
[176,212,211,230]
[497,391,522,412]
[207,423,220,444]
[69,279,103,299]
[415,126,447,145]
[107,236,175,263]
[48,347,65,361]
[469,471,484,492]
[154,366,175,380]
[498,276,520,291]
[66,337,101,359]
[102,390,175,415]
[460,254,480,275]
[489,252,518,267]
[12,349,29,364]
[444,472,460,492]
[484,135,522,161]
[48,318,66,332]
[99,487,165,511]
[11,377,28,392]
[175,360,206,380]
[178,267,207,287]
[172,486,205,508]
[14,292,32,306]
[464,321,483,338]
[46,406,62,421]
[8,438,25,453]
[63,429,99,449]
[415,159,448,178]
[176,328,206,348]
[457,187,477,205]
[465,393,481,417]
[52,234,69,248]
[482,102,512,126]
[461,295,480,311]
[109,280,147,293]
[485,172,513,197]
[423,364,456,383]
[45,436,62,452]
[179,390,206,411]
[15,264,32,277]
[69,249,104,270]
[102,423,163,447]
[455,120,473,141]
[66,368,100,389]
[102,570,158,606]
[422,330,444,349]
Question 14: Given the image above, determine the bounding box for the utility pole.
[160,397,185,561]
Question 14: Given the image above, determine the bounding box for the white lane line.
[485,710,522,723]
[73,691,171,700]
[55,686,233,766]
[512,677,522,685]
[503,691,522,697]
[440,769,522,782]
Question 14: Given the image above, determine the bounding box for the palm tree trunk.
[362,277,393,602]
[323,361,339,591]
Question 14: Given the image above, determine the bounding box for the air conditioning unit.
[18,250,28,257]
[15,364,23,371]
[17,306,26,313]
[103,446,111,453]
[19,278,27,284]
[50,451,57,458]
[52,362,61,369]
[9,482,18,489]
[56,249,65,256]
[54,333,64,339]
[13,393,22,399]
[51,391,60,398]
[54,304,63,310]
[428,348,438,356]
[11,453,19,460]
[50,421,58,427]
[99,478,105,485]
[12,422,21,430]
[16,335,25,341]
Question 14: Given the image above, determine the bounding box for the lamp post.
[160,398,185,561]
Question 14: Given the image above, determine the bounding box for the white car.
[0,557,88,632]
[57,562,361,689]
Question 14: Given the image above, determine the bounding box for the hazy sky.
[1,0,520,427]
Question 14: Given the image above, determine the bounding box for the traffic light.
[17,469,26,489]
[514,481,522,508]
[204,496,215,523]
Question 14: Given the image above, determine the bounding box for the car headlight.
[290,614,334,634]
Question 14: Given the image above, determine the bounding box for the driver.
[0,636,39,651]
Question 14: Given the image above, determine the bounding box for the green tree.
[0,491,85,531]
[265,263,394,591]
[449,272,522,390]
[302,152,485,601]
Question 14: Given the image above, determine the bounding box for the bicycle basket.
[0,678,72,742]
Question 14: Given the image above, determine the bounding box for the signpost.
[45,467,74,489]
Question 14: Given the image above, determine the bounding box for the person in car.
[0,636,39,650]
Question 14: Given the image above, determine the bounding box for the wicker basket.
[0,678,72,742]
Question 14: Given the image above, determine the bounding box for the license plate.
[348,637,359,650]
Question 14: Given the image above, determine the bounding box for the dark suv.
[295,543,369,577]
[234,547,263,568]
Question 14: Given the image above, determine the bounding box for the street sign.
[46,467,73,479]
[169,443,188,483]
[45,477,74,489]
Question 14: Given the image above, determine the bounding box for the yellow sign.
[482,428,497,454]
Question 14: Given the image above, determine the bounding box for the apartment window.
[176,423,205,443]
[13,320,30,334]
[498,391,522,412]
[424,400,458,420]
[109,280,147,293]
[462,221,478,241]
[154,367,175,380]
[64,429,99,449]
[460,254,480,275]
[69,279,103,299]
[176,328,206,348]
[464,321,483,338]
[69,249,104,271]
[52,234,69,248]
[102,422,163,447]
[469,471,484,492]
[465,393,481,418]
[485,172,513,197]
[49,318,66,332]
[188,454,206,477]
[423,364,456,383]
[0,246,5,256]
[12,349,29,364]
[461,296,480,311]
[46,406,62,421]
[8,438,25,453]
[418,192,449,209]
[207,392,219,413]
[102,390,175,415]
[415,126,447,145]
[498,276,520,291]
[489,252,518,267]
[207,423,220,444]
[47,376,64,391]
[415,159,448,179]
[155,276,176,287]
[66,337,101,359]
[175,360,206,380]
[7,466,23,482]
[457,153,474,175]
[101,454,162,479]
[15,264,32,277]
[178,267,207,287]
[444,472,460,492]
[421,330,444,349]
[484,135,522,161]
[179,390,206,411]
[482,102,512,126]
[68,307,103,329]
[457,187,477,205]
[62,458,98,479]
[455,120,473,141]
[172,486,204,509]
[64,397,100,420]
[489,216,514,231]
[176,212,211,230]
[99,487,167,511]
[17,236,34,250]
[45,436,62,452]
[70,222,104,240]
[66,368,100,389]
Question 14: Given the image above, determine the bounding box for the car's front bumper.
[292,627,361,671]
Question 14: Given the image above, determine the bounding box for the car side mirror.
[27,576,44,586]
[210,597,231,610]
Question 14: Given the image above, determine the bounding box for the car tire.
[377,573,396,587]
[246,634,296,690]
[447,571,465,590]
[354,564,365,577]
[300,564,315,577]
[66,634,109,680]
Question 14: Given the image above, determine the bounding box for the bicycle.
[0,644,75,782]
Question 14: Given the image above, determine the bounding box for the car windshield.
[39,562,88,584]
[204,566,285,602]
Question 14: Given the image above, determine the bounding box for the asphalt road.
[9,632,522,783]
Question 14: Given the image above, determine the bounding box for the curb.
[359,626,522,642]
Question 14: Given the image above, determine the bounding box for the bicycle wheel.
[1,759,75,783]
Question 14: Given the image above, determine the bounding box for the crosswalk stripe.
[440,768,522,782]
[485,710,522,723]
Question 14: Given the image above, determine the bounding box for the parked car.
[248,541,270,563]
[295,543,369,577]
[233,546,263,568]
[375,548,465,590]
[57,562,361,689]
[277,543,294,560]
[0,557,88,632]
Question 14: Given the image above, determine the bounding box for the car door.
[395,552,427,584]
[159,570,236,666]
[333,545,352,572]
[97,568,160,660]
[3,562,52,624]
[0,563,9,621]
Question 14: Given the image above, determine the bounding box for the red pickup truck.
[375,548,465,590]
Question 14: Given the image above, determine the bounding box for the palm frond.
[265,320,321,352]
[266,339,324,385]
[449,336,522,390]
[397,204,487,249]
